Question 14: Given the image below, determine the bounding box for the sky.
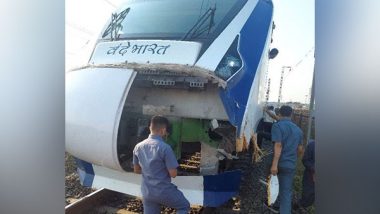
[66,0,315,103]
[268,0,315,103]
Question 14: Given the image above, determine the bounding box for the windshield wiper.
[182,5,216,40]
[102,8,130,40]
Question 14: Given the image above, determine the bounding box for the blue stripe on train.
[203,170,242,207]
[74,158,95,187]
[219,0,273,134]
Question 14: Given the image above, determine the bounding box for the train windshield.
[100,0,246,42]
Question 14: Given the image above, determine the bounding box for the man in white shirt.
[264,105,278,124]
[257,106,279,148]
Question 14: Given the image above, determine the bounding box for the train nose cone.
[66,67,136,171]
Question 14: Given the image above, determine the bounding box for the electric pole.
[277,66,291,106]
[265,78,271,104]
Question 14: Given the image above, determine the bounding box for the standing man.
[270,106,303,214]
[133,115,190,214]
[257,106,279,148]
[293,139,315,212]
[264,105,278,126]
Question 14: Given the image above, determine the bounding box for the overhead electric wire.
[283,47,314,79]
[293,47,314,69]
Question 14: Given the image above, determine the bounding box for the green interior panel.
[166,118,219,159]
[166,120,182,158]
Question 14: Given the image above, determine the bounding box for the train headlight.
[226,56,241,68]
[215,36,243,81]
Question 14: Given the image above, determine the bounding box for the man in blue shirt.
[133,116,190,214]
[270,106,303,214]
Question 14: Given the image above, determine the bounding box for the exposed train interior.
[116,68,237,175]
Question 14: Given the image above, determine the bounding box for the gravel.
[65,153,95,205]
[237,140,274,214]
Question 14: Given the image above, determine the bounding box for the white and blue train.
[66,0,277,207]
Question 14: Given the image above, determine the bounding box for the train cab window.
[99,0,247,42]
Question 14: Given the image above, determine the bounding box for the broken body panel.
[66,0,274,206]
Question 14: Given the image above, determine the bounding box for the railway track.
[178,152,201,175]
[65,188,133,214]
[65,188,203,214]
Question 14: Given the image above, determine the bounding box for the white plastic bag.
[267,175,279,205]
